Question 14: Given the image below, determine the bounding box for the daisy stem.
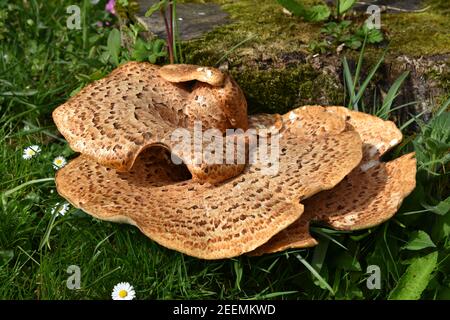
[2,177,55,206]
[39,211,59,251]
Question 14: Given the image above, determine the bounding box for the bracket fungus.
[52,62,248,183]
[252,106,417,255]
[53,62,416,260]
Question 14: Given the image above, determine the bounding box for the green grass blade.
[254,291,298,299]
[2,178,55,206]
[400,110,426,131]
[378,71,410,119]
[311,238,329,273]
[312,227,348,250]
[296,254,334,295]
[215,35,256,66]
[342,57,356,110]
[388,251,438,300]
[353,35,367,95]
[353,50,386,108]
[435,96,450,117]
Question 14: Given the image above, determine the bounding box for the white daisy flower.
[112,282,136,300]
[52,156,67,170]
[22,145,41,160]
[51,202,70,216]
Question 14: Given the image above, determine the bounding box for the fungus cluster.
[53,62,416,259]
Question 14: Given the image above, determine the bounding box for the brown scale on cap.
[55,127,363,260]
[251,106,416,256]
[52,62,248,183]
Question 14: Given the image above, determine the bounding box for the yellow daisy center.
[55,159,62,164]
[118,289,128,298]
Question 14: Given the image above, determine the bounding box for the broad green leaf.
[107,28,121,66]
[366,28,384,43]
[277,0,330,21]
[338,0,357,14]
[152,38,166,53]
[305,5,331,22]
[403,230,436,251]
[131,38,149,61]
[148,54,157,64]
[346,38,361,50]
[118,0,129,6]
[422,196,450,216]
[389,251,438,300]
[432,211,450,241]
[355,24,384,43]
[276,0,307,17]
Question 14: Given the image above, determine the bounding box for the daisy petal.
[111,282,135,300]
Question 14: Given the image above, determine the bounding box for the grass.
[0,0,449,300]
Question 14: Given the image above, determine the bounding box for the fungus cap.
[56,126,363,259]
[52,62,248,183]
[52,61,414,259]
[159,64,225,86]
[325,106,403,160]
[252,106,416,256]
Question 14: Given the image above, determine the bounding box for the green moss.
[181,0,450,62]
[134,0,449,112]
[230,64,309,114]
[385,11,450,56]
[181,0,335,113]
[427,59,450,107]
[116,0,140,20]
[182,0,321,64]
[382,0,450,56]
[425,0,450,13]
